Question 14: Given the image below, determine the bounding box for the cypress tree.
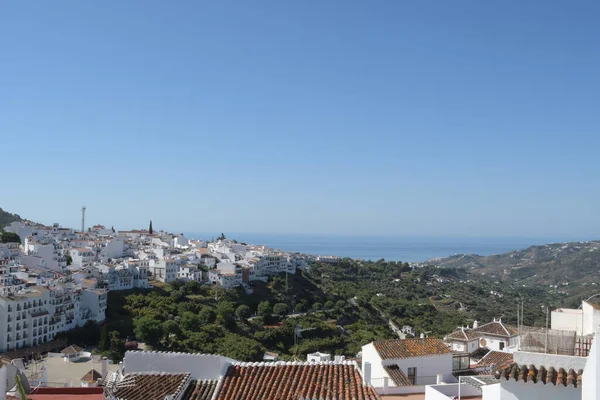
[98,324,109,351]
[149,220,153,234]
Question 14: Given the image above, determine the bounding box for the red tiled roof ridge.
[494,363,583,388]
[125,350,232,357]
[474,320,517,337]
[232,360,359,367]
[129,371,192,376]
[373,338,451,360]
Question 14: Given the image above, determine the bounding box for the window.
[407,367,417,385]
[499,341,505,350]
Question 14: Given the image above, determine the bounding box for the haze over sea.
[184,233,597,262]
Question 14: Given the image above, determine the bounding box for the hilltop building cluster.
[0,221,317,354]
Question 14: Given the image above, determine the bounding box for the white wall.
[425,383,481,400]
[482,383,501,400]
[551,309,583,335]
[362,343,386,385]
[123,351,236,380]
[513,351,587,372]
[499,380,580,400]
[582,332,600,400]
[582,302,600,336]
[394,354,453,384]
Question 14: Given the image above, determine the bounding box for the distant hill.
[423,241,600,288]
[0,207,24,229]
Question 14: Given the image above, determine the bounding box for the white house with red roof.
[362,337,454,392]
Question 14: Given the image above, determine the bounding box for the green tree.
[257,301,272,316]
[335,300,346,309]
[181,312,202,332]
[217,233,226,240]
[273,303,288,316]
[134,317,163,347]
[313,302,323,311]
[98,324,109,351]
[324,300,334,310]
[109,330,125,361]
[149,220,153,234]
[66,254,73,266]
[0,231,20,243]
[163,320,181,337]
[236,304,251,320]
[216,334,264,361]
[295,302,307,313]
[216,301,236,322]
[198,307,216,324]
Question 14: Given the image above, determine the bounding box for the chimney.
[437,373,444,384]
[102,357,108,379]
[119,361,124,376]
[498,318,502,323]
[363,362,372,386]
[473,320,479,329]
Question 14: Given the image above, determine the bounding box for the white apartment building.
[23,239,67,271]
[70,248,95,267]
[177,265,201,282]
[249,254,295,281]
[151,259,178,283]
[0,242,21,260]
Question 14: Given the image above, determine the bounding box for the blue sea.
[183,233,597,262]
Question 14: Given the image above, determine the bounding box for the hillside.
[0,207,23,228]
[422,240,600,298]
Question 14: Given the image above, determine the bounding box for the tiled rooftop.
[216,362,380,400]
[373,338,451,360]
[61,344,84,355]
[469,347,490,362]
[473,321,518,337]
[445,328,482,341]
[182,379,218,400]
[383,365,411,386]
[494,363,583,388]
[110,372,191,400]
[80,369,103,383]
[476,351,513,368]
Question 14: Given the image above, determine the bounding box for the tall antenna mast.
[81,206,86,232]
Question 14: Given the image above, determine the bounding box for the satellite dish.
[4,364,31,394]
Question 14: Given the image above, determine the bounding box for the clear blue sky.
[1,1,599,237]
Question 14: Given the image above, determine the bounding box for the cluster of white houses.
[0,221,315,354]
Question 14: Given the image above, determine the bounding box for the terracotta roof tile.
[373,338,451,360]
[216,362,380,400]
[111,372,191,400]
[182,380,218,400]
[81,369,103,383]
[383,365,412,386]
[473,321,518,337]
[61,344,84,355]
[469,347,490,362]
[494,363,583,388]
[477,351,513,368]
[445,328,482,341]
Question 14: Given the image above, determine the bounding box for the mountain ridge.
[422,240,600,288]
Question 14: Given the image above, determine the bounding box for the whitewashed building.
[362,338,454,389]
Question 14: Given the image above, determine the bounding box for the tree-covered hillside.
[0,207,23,228]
